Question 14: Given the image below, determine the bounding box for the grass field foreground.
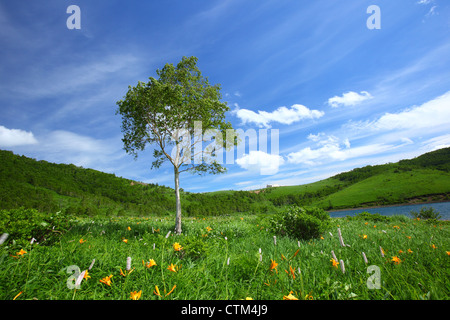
[1,213,449,300]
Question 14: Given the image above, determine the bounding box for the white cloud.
[370,91,450,131]
[233,104,324,128]
[0,125,38,147]
[328,91,373,108]
[236,150,285,175]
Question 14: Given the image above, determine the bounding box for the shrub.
[0,207,71,248]
[346,211,391,222]
[270,206,331,240]
[410,206,441,220]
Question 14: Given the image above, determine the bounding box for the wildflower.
[126,257,132,271]
[154,285,162,297]
[122,239,128,243]
[83,270,91,280]
[380,246,385,257]
[281,254,287,260]
[362,234,367,239]
[17,249,27,256]
[398,250,403,254]
[393,225,400,230]
[337,228,345,247]
[166,285,176,297]
[79,238,86,244]
[245,297,253,300]
[289,265,296,279]
[13,291,23,300]
[362,252,368,264]
[320,236,324,240]
[145,259,157,268]
[407,249,413,254]
[431,244,436,249]
[339,259,345,274]
[99,274,113,286]
[406,236,412,239]
[167,263,177,273]
[206,226,212,232]
[269,259,278,271]
[127,226,131,231]
[330,258,339,268]
[391,256,402,265]
[293,249,300,257]
[130,290,142,300]
[446,251,450,256]
[173,243,183,251]
[305,292,313,300]
[283,291,299,300]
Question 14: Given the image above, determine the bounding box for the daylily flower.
[154,285,162,297]
[83,270,91,280]
[391,256,402,265]
[283,291,299,300]
[99,274,113,286]
[330,258,339,268]
[122,239,128,243]
[130,290,142,300]
[144,259,157,268]
[206,226,212,232]
[407,249,413,254]
[79,239,86,244]
[127,226,131,231]
[173,242,183,251]
[165,285,176,297]
[167,263,177,273]
[269,259,278,271]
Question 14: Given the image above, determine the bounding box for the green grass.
[1,213,449,300]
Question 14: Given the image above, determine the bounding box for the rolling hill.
[1,147,449,217]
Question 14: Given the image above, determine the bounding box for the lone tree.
[116,56,235,234]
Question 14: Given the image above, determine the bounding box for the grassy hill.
[1,147,450,217]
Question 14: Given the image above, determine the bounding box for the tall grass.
[1,214,448,300]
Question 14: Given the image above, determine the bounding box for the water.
[328,201,450,220]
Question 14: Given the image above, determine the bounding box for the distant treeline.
[1,147,449,217]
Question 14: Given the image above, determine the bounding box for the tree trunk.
[174,166,182,234]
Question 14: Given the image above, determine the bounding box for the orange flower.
[79,239,86,244]
[330,258,339,268]
[206,226,212,232]
[13,249,27,258]
[144,259,157,268]
[391,256,402,265]
[122,239,128,243]
[269,259,278,271]
[407,249,413,254]
[167,263,177,273]
[99,274,113,286]
[173,242,183,251]
[130,290,142,300]
[165,285,176,297]
[283,291,299,300]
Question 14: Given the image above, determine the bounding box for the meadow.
[1,212,449,300]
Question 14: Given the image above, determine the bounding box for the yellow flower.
[330,258,339,268]
[122,239,128,243]
[99,274,113,286]
[283,291,299,300]
[407,249,413,254]
[269,259,278,271]
[145,259,157,268]
[431,244,436,249]
[127,226,131,231]
[167,263,177,273]
[83,270,91,280]
[173,242,183,251]
[17,249,27,256]
[206,226,212,232]
[391,256,402,265]
[446,251,450,256]
[130,290,142,300]
[154,285,162,297]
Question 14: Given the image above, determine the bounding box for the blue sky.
[1,0,450,192]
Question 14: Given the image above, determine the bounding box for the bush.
[270,206,331,240]
[0,207,71,248]
[410,206,441,220]
[346,211,391,222]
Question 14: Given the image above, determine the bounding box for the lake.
[328,201,450,220]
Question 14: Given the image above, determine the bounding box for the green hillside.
[1,147,450,217]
